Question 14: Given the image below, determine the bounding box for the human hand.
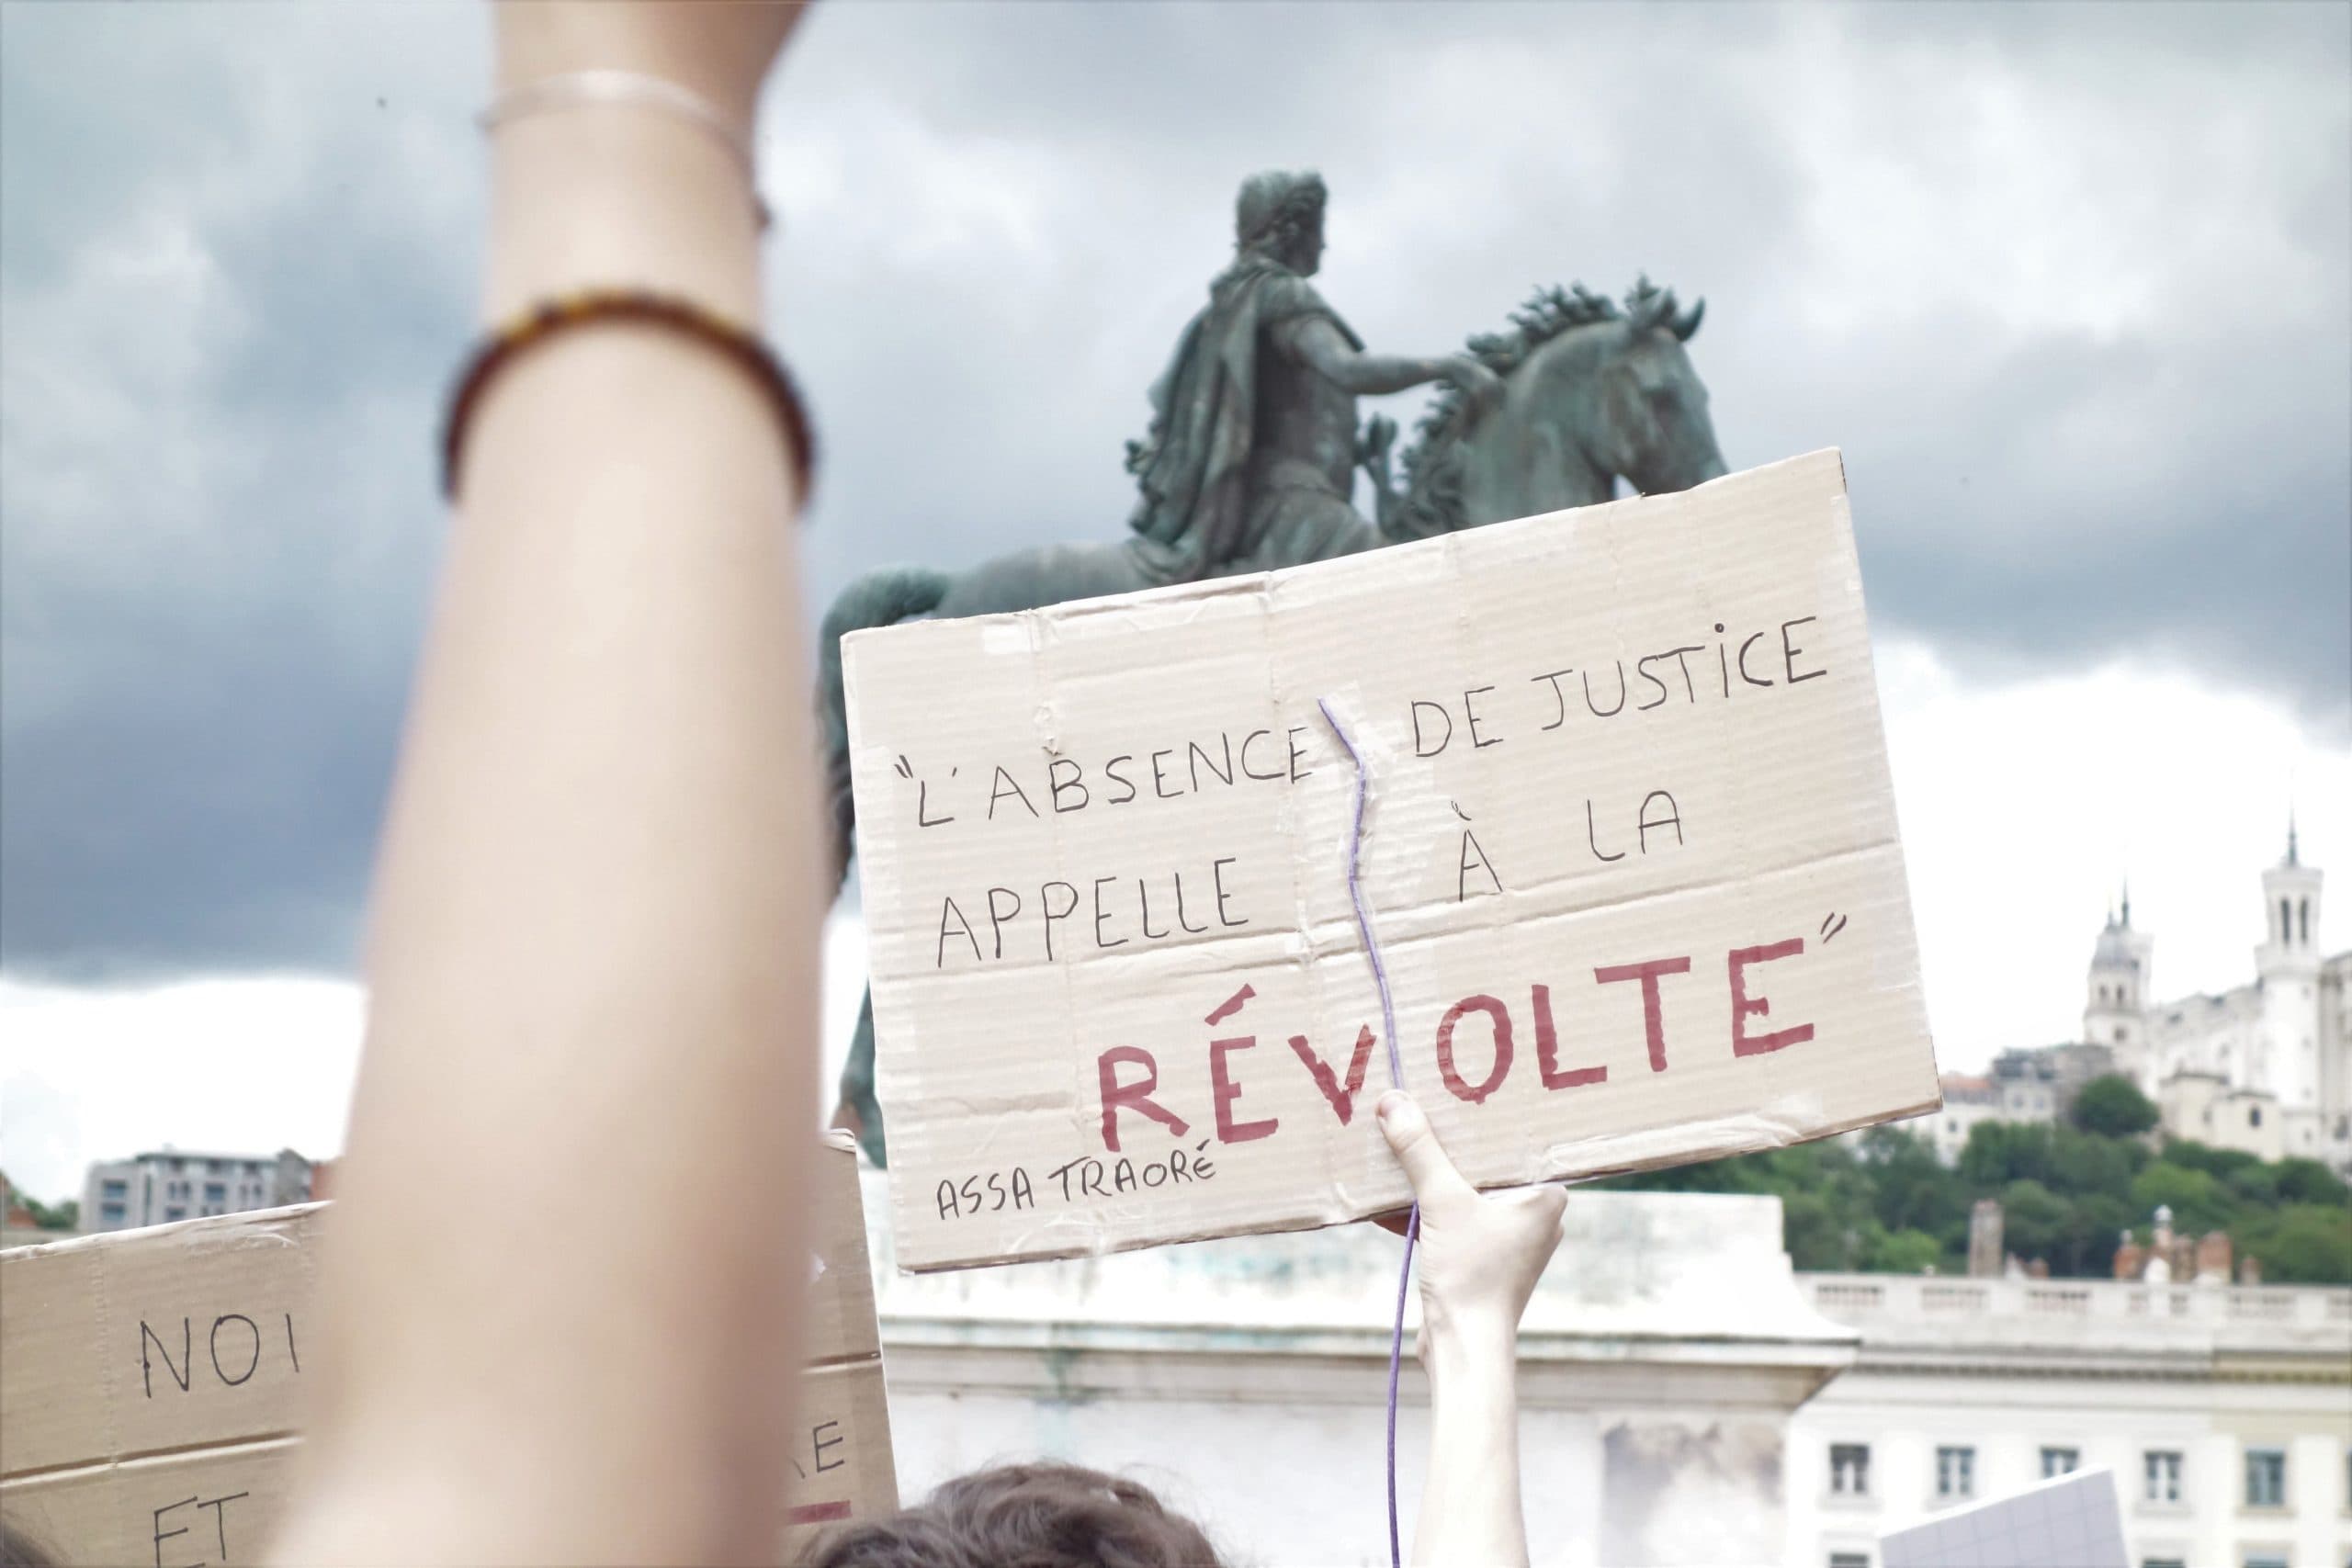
[496,1,808,122]
[1446,356,1507,423]
[1376,1090,1564,1347]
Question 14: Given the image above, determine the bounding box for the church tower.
[2085,886,2154,1088]
[2258,816,2323,972]
[2256,818,2324,1113]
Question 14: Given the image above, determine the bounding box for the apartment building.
[81,1147,312,1231]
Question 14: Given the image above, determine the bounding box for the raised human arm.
[273,6,819,1563]
[1377,1091,1565,1568]
[1289,315,1503,406]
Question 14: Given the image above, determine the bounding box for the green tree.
[1998,1179,2072,1265]
[2158,1139,2258,1181]
[1861,1125,1969,1237]
[1961,1121,2052,1188]
[2130,1163,2235,1235]
[2273,1158,2352,1209]
[1592,1111,2346,1281]
[2241,1204,2352,1285]
[1864,1226,1943,1274]
[2225,1163,2281,1206]
[25,1196,78,1230]
[2050,1124,2141,1202]
[2070,1074,2158,1137]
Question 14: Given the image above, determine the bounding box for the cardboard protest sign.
[1878,1467,2128,1568]
[782,1130,899,1551]
[0,1132,894,1564]
[0,1205,312,1567]
[846,448,1939,1272]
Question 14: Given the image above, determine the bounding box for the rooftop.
[1801,1271,2352,1378]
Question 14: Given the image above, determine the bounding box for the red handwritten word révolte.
[1092,938,1813,1153]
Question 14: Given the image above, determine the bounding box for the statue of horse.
[820,277,1724,1161]
[1359,276,1720,536]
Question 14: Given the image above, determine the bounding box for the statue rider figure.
[832,171,1513,1166]
[1124,169,1503,580]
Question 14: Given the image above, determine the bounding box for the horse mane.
[1388,276,1691,535]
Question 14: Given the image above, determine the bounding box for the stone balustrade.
[1802,1270,2352,1338]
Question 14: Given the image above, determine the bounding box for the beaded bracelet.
[439,289,815,502]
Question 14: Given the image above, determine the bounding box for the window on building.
[207,1158,228,1175]
[2244,1556,2287,1568]
[2280,898,2291,942]
[2245,1448,2286,1508]
[100,1201,126,1222]
[2041,1447,2080,1479]
[1936,1446,1975,1501]
[167,1156,185,1173]
[1827,1555,1870,1568]
[2145,1450,2182,1503]
[1830,1444,1871,1497]
[203,1181,227,1202]
[100,1179,127,1199]
[164,1205,186,1222]
[243,1159,262,1176]
[2300,898,2311,943]
[2143,1559,2186,1568]
[2249,1107,2263,1128]
[2115,1025,2127,1043]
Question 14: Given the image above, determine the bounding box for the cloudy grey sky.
[1,3,2347,1193]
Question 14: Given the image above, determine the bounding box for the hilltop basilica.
[2084,824,2352,1170]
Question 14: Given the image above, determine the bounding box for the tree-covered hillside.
[1591,1075,2352,1283]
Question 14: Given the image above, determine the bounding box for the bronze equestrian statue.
[820,170,1725,1163]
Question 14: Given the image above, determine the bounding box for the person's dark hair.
[798,1461,1227,1568]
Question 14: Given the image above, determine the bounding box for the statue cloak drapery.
[1125,256,1362,581]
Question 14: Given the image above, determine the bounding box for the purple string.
[1316,696,1419,1568]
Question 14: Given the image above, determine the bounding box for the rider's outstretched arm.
[1289,316,1498,402]
[1377,1091,1566,1568]
[274,6,821,1563]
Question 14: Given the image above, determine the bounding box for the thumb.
[1376,1091,1472,1206]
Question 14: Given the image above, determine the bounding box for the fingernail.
[1376,1090,1405,1122]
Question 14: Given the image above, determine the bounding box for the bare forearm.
[280,16,814,1566]
[1414,1321,1531,1568]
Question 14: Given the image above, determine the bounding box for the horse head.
[1579,276,1725,497]
[1370,276,1726,538]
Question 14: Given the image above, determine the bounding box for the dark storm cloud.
[1,4,476,976]
[2,2,2345,979]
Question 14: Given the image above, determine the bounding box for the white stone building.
[80,1147,312,1231]
[862,1175,2351,1567]
[1905,1043,2110,1167]
[2086,829,2352,1169]
[1916,1074,2003,1165]
[1791,1270,2352,1568]
[872,1179,1852,1567]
